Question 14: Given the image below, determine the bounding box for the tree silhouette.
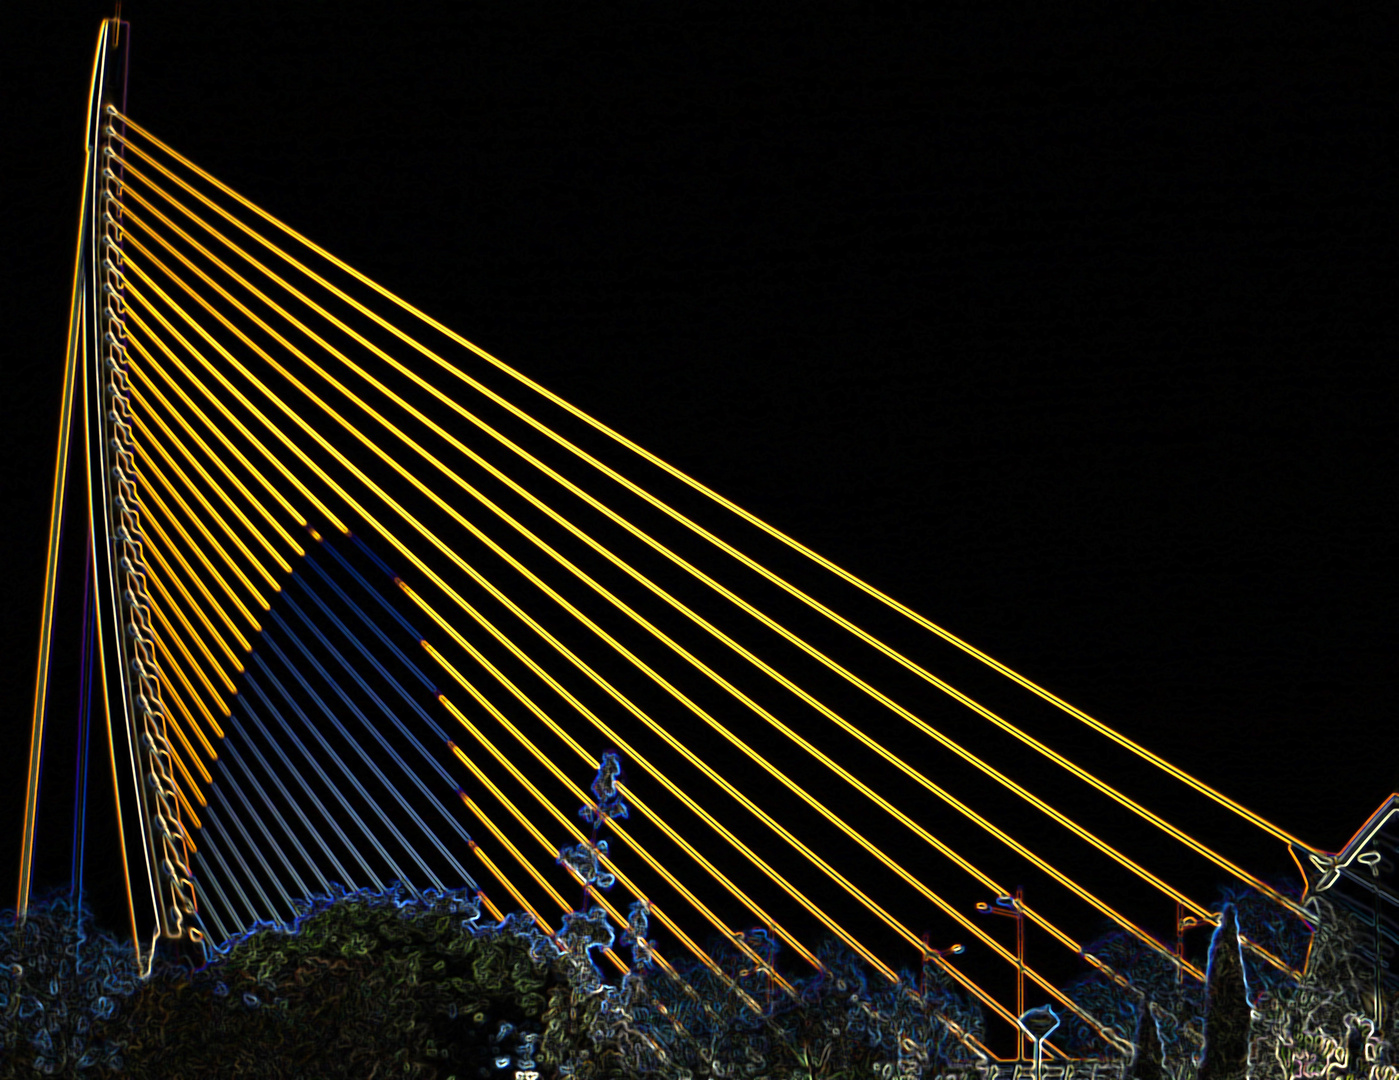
[1128,1002,1166,1080]
[1197,905,1253,1080]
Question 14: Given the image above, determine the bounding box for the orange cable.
[464,841,554,940]
[106,158,1298,945]
[118,218,1096,1039]
[456,791,697,1053]
[126,360,305,555]
[148,618,221,758]
[146,589,232,718]
[148,674,211,802]
[131,409,281,590]
[476,891,505,923]
[130,450,266,624]
[108,186,1211,977]
[119,290,340,533]
[106,237,891,994]
[133,508,243,666]
[127,479,252,652]
[432,644,1081,1054]
[109,112,1321,865]
[452,737,796,1001]
[138,661,212,786]
[142,555,239,693]
[442,715,777,1025]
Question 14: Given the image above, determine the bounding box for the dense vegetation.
[2,881,1392,1079]
[1,883,986,1079]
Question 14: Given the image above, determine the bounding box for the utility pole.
[978,887,1026,1062]
[1358,850,1385,1038]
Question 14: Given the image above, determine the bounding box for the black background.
[3,1,1393,1038]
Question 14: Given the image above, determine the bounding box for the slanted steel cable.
[107,112,1322,864]
[106,184,1213,983]
[106,132,1309,928]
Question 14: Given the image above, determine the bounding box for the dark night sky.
[3,2,1393,1023]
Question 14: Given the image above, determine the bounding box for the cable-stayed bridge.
[17,18,1341,1065]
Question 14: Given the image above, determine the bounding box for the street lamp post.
[1018,1005,1062,1080]
[919,933,965,1000]
[1358,850,1384,1037]
[978,887,1026,1062]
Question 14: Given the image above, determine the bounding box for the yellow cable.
[1239,937,1302,980]
[112,194,1111,987]
[141,665,213,786]
[426,635,1095,1052]
[110,193,1236,1010]
[457,797,639,988]
[135,510,243,667]
[166,766,203,833]
[442,710,766,1023]
[146,699,204,816]
[431,625,1048,1046]
[449,721,799,1000]
[168,743,206,810]
[457,789,704,1007]
[106,135,1214,1029]
[341,395,1231,942]
[430,595,903,984]
[475,890,504,923]
[127,356,305,555]
[109,210,1099,1035]
[128,382,293,574]
[458,796,573,932]
[87,167,994,1052]
[108,187,1204,976]
[132,409,281,591]
[368,402,1199,981]
[107,128,1317,906]
[464,840,554,939]
[142,555,239,693]
[440,698,765,1015]
[21,124,91,928]
[149,617,222,756]
[109,114,1324,861]
[150,673,212,793]
[441,740,736,1038]
[446,720,1035,1053]
[581,887,767,1036]
[84,306,145,969]
[117,215,1281,984]
[148,263,1091,1040]
[148,713,206,822]
[428,625,867,979]
[456,790,710,1051]
[435,548,1146,1037]
[119,290,343,534]
[131,446,267,622]
[127,476,253,651]
[147,592,230,724]
[112,227,883,988]
[107,186,1091,952]
[124,267,785,963]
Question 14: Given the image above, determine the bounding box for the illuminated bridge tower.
[18,15,199,956]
